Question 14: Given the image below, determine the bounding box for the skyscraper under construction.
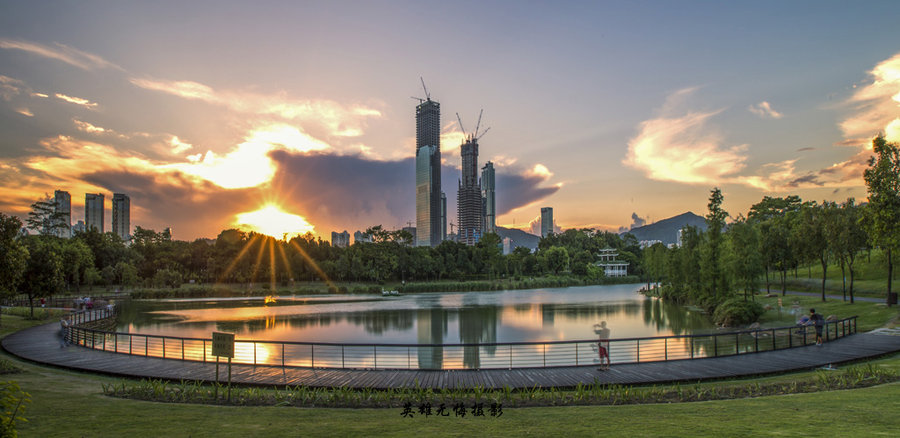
[457,136,482,246]
[415,85,444,247]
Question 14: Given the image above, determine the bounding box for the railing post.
[145,335,148,357]
[575,343,579,366]
[789,328,793,348]
[254,342,257,365]
[203,340,206,362]
[162,338,166,359]
[735,333,739,355]
[755,330,759,353]
[342,345,345,369]
[714,335,717,357]
[543,344,546,367]
[664,338,668,361]
[772,329,776,350]
[509,345,512,369]
[636,340,640,363]
[372,345,375,369]
[690,337,694,359]
[408,347,411,369]
[282,344,285,368]
[182,339,185,360]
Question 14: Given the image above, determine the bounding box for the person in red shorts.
[594,321,611,370]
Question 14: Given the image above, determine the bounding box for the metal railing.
[66,311,857,371]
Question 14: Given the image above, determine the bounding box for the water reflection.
[117,284,717,368]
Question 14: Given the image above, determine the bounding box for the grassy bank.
[754,294,900,332]
[765,249,900,300]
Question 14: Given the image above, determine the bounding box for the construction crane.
[411,77,432,104]
[456,112,467,137]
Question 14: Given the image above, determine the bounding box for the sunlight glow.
[234,205,314,239]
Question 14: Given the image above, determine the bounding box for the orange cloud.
[55,93,98,108]
[0,38,121,71]
[129,76,381,138]
[841,51,900,145]
[624,106,747,185]
[748,101,783,119]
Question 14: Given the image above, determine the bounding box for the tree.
[0,213,28,326]
[726,217,764,301]
[862,135,900,306]
[545,246,569,275]
[21,237,64,317]
[25,196,68,236]
[836,200,868,303]
[700,188,729,306]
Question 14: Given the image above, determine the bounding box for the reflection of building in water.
[458,307,498,369]
[416,308,448,369]
[540,303,555,328]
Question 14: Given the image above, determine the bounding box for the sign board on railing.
[211,332,235,358]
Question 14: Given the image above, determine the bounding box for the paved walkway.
[4,322,900,389]
[761,289,883,303]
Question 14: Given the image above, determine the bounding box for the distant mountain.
[495,226,540,251]
[620,212,707,245]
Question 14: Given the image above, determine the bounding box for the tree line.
[643,135,900,325]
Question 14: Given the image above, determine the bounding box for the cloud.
[748,101,783,119]
[55,93,98,108]
[166,123,330,189]
[0,39,121,71]
[0,75,24,100]
[624,90,747,185]
[15,108,33,117]
[168,136,193,154]
[841,51,900,145]
[629,212,646,230]
[129,76,381,139]
[527,215,561,236]
[74,119,108,134]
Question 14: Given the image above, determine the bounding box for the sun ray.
[250,234,268,283]
[217,233,258,283]
[288,240,337,291]
[268,237,276,290]
[275,240,293,283]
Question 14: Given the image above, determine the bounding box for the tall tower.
[415,92,442,247]
[457,137,482,246]
[54,190,71,238]
[112,193,130,241]
[541,207,553,238]
[85,193,105,233]
[481,161,495,234]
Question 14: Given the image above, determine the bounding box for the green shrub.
[0,381,30,437]
[713,298,765,326]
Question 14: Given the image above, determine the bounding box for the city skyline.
[2,2,900,240]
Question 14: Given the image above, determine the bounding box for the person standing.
[594,321,611,370]
[810,309,825,346]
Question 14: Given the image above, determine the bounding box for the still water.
[116,284,717,345]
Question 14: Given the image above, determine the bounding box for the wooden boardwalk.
[4,322,900,389]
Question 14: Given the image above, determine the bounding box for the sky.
[2,1,900,240]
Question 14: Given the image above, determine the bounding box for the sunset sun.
[234,204,314,238]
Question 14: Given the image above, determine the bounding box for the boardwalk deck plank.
[5,322,900,389]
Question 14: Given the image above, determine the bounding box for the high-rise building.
[112,193,130,241]
[540,207,553,238]
[85,193,104,232]
[415,96,442,247]
[54,190,71,238]
[416,144,437,247]
[331,230,350,248]
[353,230,372,244]
[457,137,482,246]
[440,192,447,241]
[481,161,495,234]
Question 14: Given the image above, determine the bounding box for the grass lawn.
[2,313,900,437]
[755,294,900,331]
[771,249,900,300]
